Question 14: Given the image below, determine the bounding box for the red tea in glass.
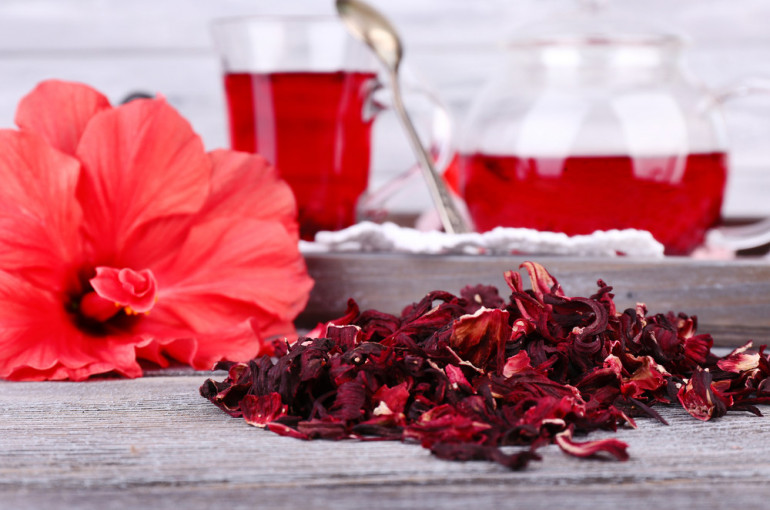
[224,70,378,240]
[459,152,728,255]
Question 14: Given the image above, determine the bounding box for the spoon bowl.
[336,0,402,69]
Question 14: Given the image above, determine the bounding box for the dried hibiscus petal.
[241,393,287,427]
[430,442,541,470]
[267,422,310,440]
[370,381,411,422]
[502,351,532,378]
[555,427,629,461]
[445,364,473,393]
[718,342,762,373]
[620,355,668,399]
[677,367,732,421]
[449,308,511,370]
[296,418,350,439]
[403,403,492,448]
[201,261,769,471]
[460,284,505,313]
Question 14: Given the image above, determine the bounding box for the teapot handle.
[711,78,770,106]
[357,76,471,229]
[704,78,770,252]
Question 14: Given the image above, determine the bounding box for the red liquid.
[225,71,378,240]
[459,153,728,255]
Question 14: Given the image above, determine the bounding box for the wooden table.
[1,369,769,509]
[2,255,770,509]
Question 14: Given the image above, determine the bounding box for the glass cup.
[211,15,451,240]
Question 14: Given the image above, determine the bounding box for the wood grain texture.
[299,254,770,346]
[1,373,770,509]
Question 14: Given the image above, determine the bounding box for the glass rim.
[211,14,341,29]
[505,33,687,50]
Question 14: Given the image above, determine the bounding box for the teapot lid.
[507,0,685,48]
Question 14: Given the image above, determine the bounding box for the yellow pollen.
[121,305,150,316]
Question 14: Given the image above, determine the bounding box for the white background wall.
[0,0,768,218]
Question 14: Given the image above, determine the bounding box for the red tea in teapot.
[224,71,378,240]
[460,152,727,254]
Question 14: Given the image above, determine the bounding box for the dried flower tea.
[201,261,769,470]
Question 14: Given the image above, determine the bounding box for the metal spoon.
[335,0,470,234]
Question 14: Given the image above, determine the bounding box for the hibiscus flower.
[0,80,314,381]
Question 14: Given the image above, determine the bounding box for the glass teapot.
[458,1,753,255]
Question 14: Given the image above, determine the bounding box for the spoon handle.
[386,70,471,234]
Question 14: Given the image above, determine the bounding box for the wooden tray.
[297,254,770,347]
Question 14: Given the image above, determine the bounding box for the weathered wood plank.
[1,374,769,509]
[298,254,770,346]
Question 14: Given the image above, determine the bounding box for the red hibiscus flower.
[0,80,313,381]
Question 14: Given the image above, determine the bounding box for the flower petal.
[203,150,299,239]
[112,215,193,273]
[136,318,268,370]
[153,217,313,338]
[0,270,143,381]
[75,97,211,260]
[0,130,82,290]
[15,79,111,156]
[116,149,300,273]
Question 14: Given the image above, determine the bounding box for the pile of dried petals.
[201,262,770,469]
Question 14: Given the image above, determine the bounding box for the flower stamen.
[79,291,121,322]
